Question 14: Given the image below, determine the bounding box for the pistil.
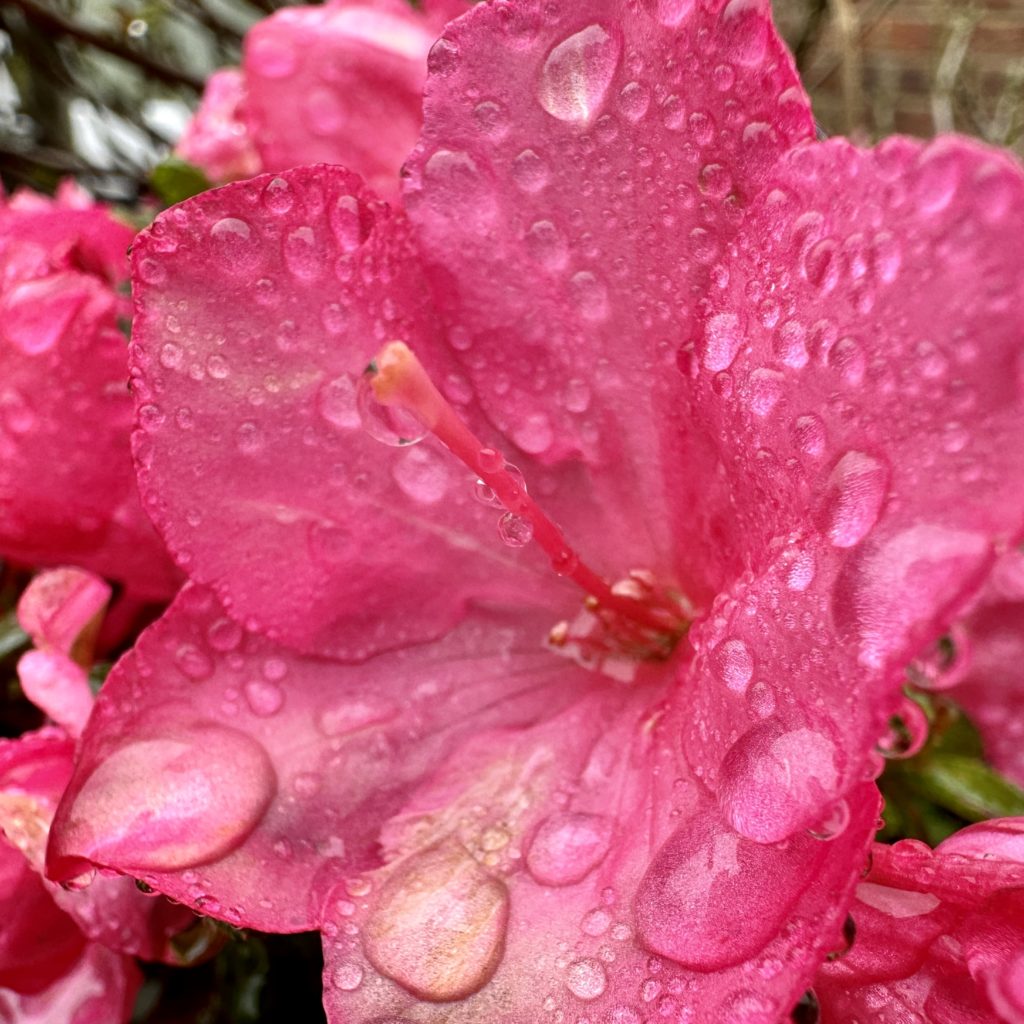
[363,342,683,637]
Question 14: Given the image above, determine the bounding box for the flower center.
[361,342,689,668]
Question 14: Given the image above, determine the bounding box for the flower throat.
[360,342,689,667]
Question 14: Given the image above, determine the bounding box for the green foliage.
[149,155,211,206]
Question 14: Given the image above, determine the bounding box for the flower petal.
[677,137,1024,839]
[0,942,140,1024]
[0,728,192,963]
[49,583,590,931]
[175,68,262,184]
[130,164,567,659]
[321,686,878,1022]
[244,0,443,200]
[403,0,813,581]
[0,197,179,597]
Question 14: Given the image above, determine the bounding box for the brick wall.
[772,0,1024,155]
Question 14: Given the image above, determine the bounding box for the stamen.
[363,342,684,637]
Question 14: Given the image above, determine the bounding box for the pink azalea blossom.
[815,821,1024,1023]
[0,186,179,599]
[178,0,468,198]
[176,68,262,184]
[0,569,193,1017]
[48,0,1024,1020]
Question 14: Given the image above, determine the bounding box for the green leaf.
[0,611,28,661]
[149,157,212,207]
[907,754,1024,823]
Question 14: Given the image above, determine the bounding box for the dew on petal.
[526,812,614,886]
[53,725,276,873]
[816,451,889,548]
[567,958,607,1001]
[363,846,508,1002]
[537,25,621,124]
[356,371,429,447]
[497,512,534,548]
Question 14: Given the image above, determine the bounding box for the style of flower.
[177,0,469,199]
[0,185,178,598]
[815,821,1024,1023]
[47,0,1024,1020]
[0,569,192,1020]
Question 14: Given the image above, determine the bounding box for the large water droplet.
[244,680,285,717]
[640,0,695,25]
[538,25,621,124]
[55,725,276,872]
[719,0,770,65]
[711,638,754,694]
[567,958,607,1001]
[210,217,260,273]
[497,512,534,548]
[317,375,361,430]
[363,846,508,1001]
[526,812,614,886]
[392,446,449,504]
[816,451,889,548]
[700,313,744,371]
[356,371,429,447]
[284,225,323,281]
[719,720,841,842]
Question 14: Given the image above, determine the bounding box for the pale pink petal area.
[403,0,813,579]
[674,137,1024,840]
[48,584,599,931]
[953,599,1024,787]
[0,943,140,1024]
[0,193,179,598]
[817,826,1024,1024]
[16,568,111,658]
[0,729,193,963]
[130,165,567,659]
[176,69,262,183]
[320,684,879,1023]
[244,0,442,201]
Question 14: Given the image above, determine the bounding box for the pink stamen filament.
[368,342,679,636]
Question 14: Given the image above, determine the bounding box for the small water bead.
[581,908,612,936]
[908,630,967,692]
[498,512,534,547]
[330,195,373,253]
[175,643,213,681]
[511,149,550,192]
[617,81,650,122]
[526,812,614,887]
[552,550,580,577]
[392,447,449,504]
[513,411,555,454]
[262,176,294,214]
[317,375,361,430]
[807,798,850,841]
[332,963,364,991]
[244,680,285,717]
[473,478,503,508]
[209,217,260,273]
[567,958,607,1001]
[876,696,929,760]
[711,638,754,695]
[356,370,429,447]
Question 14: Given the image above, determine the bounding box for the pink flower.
[178,0,468,198]
[49,0,1024,1020]
[176,69,262,184]
[816,822,1024,1022]
[0,187,179,599]
[0,569,194,1019]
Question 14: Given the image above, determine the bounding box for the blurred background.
[0,0,1022,198]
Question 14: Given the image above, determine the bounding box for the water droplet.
[304,87,345,136]
[552,550,580,577]
[330,195,373,252]
[618,81,650,121]
[426,36,460,77]
[747,368,783,417]
[711,638,754,694]
[825,915,857,962]
[207,618,242,652]
[526,812,614,886]
[283,226,322,281]
[816,451,889,548]
[511,149,550,192]
[262,176,293,214]
[827,336,866,386]
[332,962,364,991]
[538,24,621,124]
[567,958,607,1001]
[804,238,840,291]
[392,446,449,504]
[57,726,276,871]
[175,643,213,681]
[581,907,612,936]
[356,372,428,447]
[209,217,259,273]
[206,353,230,380]
[790,989,821,1024]
[719,721,840,842]
[473,99,509,139]
[791,413,826,458]
[700,312,744,371]
[719,0,771,65]
[876,696,929,759]
[363,847,508,1001]
[699,163,733,198]
[570,271,609,321]
[913,145,962,214]
[498,512,534,547]
[640,0,694,25]
[316,695,397,737]
[235,421,264,455]
[525,220,569,270]
[477,447,505,474]
[512,411,553,454]
[316,375,361,431]
[807,798,850,840]
[160,342,184,370]
[244,680,284,717]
